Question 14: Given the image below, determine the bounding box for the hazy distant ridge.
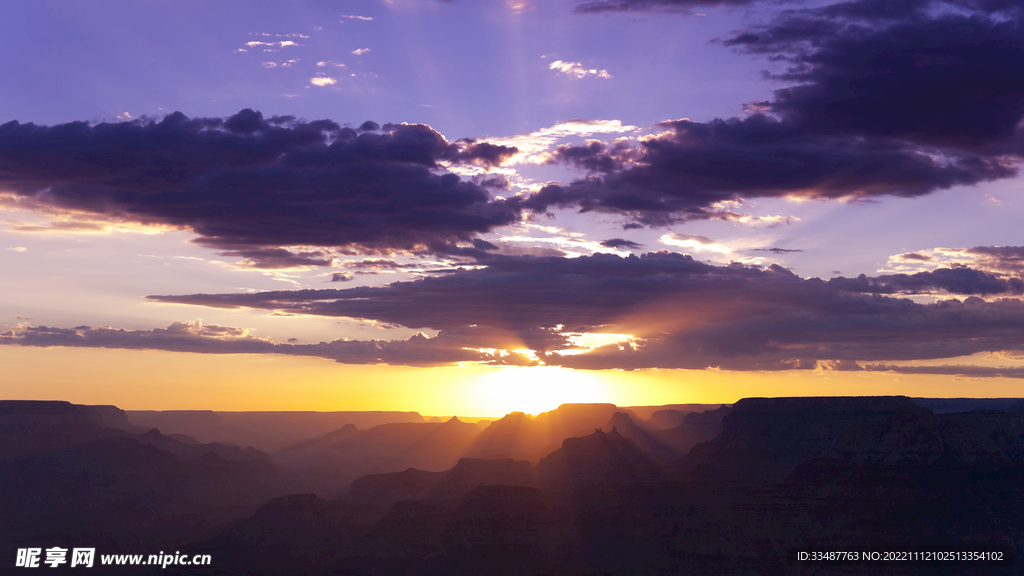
[126,409,425,452]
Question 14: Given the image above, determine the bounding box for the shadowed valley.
[4,398,1023,574]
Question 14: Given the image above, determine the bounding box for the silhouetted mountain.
[438,458,533,500]
[564,399,1024,575]
[461,411,538,460]
[827,407,1024,464]
[126,409,425,452]
[539,427,662,496]
[0,400,146,433]
[0,401,266,461]
[440,485,568,574]
[913,397,1024,414]
[466,403,641,461]
[349,485,569,576]
[646,408,688,429]
[0,438,289,550]
[0,401,291,551]
[272,423,360,462]
[348,457,534,508]
[676,396,921,481]
[537,403,642,439]
[273,417,482,495]
[195,494,385,576]
[0,400,131,458]
[398,417,481,470]
[79,404,151,433]
[348,468,446,508]
[134,428,271,462]
[11,397,1024,575]
[624,403,728,422]
[653,404,733,456]
[602,411,678,461]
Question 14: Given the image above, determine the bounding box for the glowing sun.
[472,366,613,416]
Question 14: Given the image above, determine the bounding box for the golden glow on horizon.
[471,366,613,415]
[4,346,1024,417]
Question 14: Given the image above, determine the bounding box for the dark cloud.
[600,238,642,249]
[144,252,1024,371]
[965,245,1024,274]
[898,252,932,262]
[0,110,523,260]
[331,273,355,282]
[475,175,511,190]
[827,266,1024,297]
[534,115,1015,224]
[148,251,777,334]
[344,258,415,270]
[447,140,519,168]
[217,248,334,269]
[338,256,442,276]
[752,247,802,254]
[550,140,636,174]
[864,363,1024,379]
[728,0,1024,154]
[0,321,493,368]
[471,238,500,251]
[556,295,1024,371]
[535,0,1024,224]
[5,1,1020,246]
[7,251,1024,372]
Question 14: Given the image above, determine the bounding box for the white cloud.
[246,40,300,49]
[498,224,633,258]
[730,214,797,226]
[6,246,27,252]
[351,48,371,55]
[310,77,337,86]
[480,119,638,166]
[880,247,986,275]
[263,62,278,68]
[549,60,612,80]
[340,14,374,21]
[659,233,732,254]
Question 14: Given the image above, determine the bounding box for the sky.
[3,0,1024,416]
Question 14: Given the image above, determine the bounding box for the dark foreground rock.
[9,397,1024,575]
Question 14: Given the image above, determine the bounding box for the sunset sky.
[3,0,1024,416]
